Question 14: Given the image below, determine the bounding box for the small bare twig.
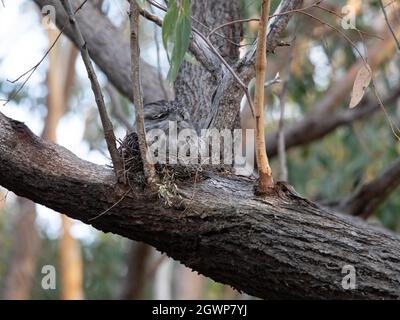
[3,0,88,106]
[378,0,400,51]
[264,72,281,88]
[62,0,124,178]
[207,18,260,41]
[278,46,295,182]
[314,4,383,40]
[139,6,162,26]
[193,28,256,117]
[130,0,158,186]
[89,189,130,221]
[371,80,400,141]
[296,10,369,69]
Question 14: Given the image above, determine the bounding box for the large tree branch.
[267,87,400,157]
[34,0,169,104]
[336,158,400,219]
[1,111,400,299]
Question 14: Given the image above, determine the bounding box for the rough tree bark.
[174,0,242,131]
[1,112,400,299]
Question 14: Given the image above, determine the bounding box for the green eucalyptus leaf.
[162,0,179,61]
[167,13,191,81]
[162,0,192,82]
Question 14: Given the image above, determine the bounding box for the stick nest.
[119,132,229,188]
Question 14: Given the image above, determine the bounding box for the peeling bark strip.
[1,111,400,300]
[254,0,274,193]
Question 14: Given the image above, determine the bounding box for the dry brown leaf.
[349,63,372,108]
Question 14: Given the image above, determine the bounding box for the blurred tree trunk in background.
[174,264,204,300]
[154,258,173,300]
[2,24,80,301]
[59,215,83,299]
[120,242,152,299]
[3,198,40,300]
[45,29,83,300]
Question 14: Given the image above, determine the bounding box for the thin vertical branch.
[130,0,158,186]
[378,0,400,51]
[278,79,288,182]
[62,0,124,178]
[255,0,274,193]
[277,47,295,182]
[120,242,152,300]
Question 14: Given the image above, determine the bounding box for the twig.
[3,0,88,106]
[207,18,260,41]
[264,72,281,88]
[315,4,383,40]
[193,28,256,117]
[371,80,400,141]
[255,0,274,193]
[206,0,382,43]
[139,6,162,26]
[62,0,124,178]
[378,0,400,51]
[295,10,369,69]
[3,30,63,106]
[88,189,130,221]
[130,0,158,186]
[277,46,294,182]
